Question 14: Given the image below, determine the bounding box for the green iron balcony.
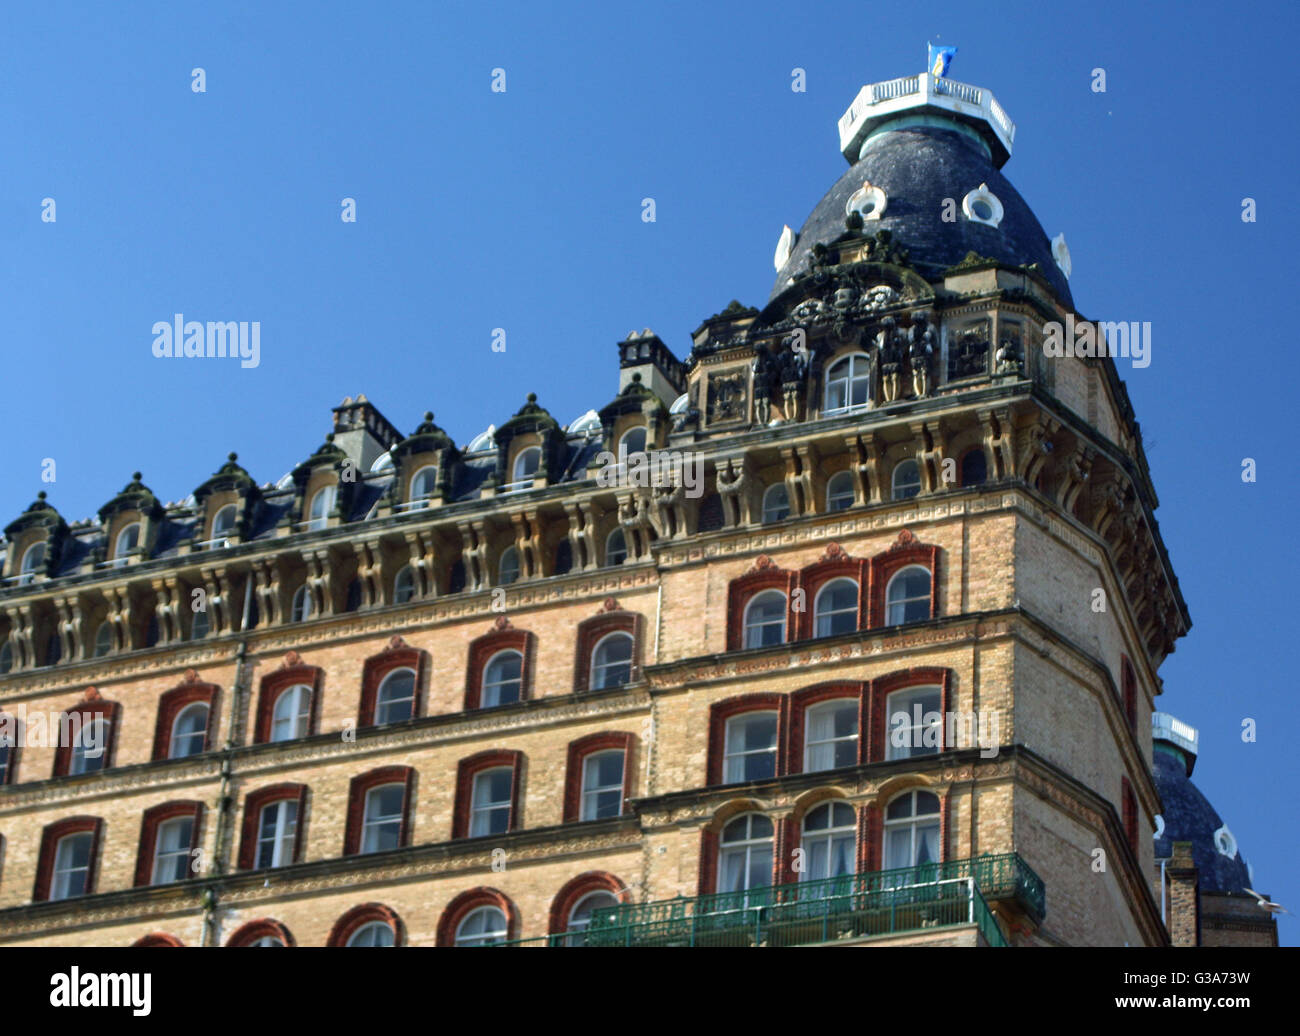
[491,853,1043,948]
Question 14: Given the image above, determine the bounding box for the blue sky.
[2,1,1296,941]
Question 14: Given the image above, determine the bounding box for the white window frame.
[307,485,336,531]
[152,816,194,885]
[256,798,299,869]
[93,621,114,657]
[590,631,634,690]
[565,890,620,945]
[272,684,312,742]
[482,650,523,708]
[723,711,779,784]
[885,565,931,625]
[742,590,787,649]
[803,699,859,773]
[51,832,93,900]
[361,783,405,854]
[882,790,942,871]
[891,459,921,500]
[885,686,943,761]
[717,813,775,895]
[115,522,141,559]
[346,920,394,947]
[826,471,855,511]
[605,527,628,566]
[823,353,873,414]
[169,702,209,759]
[409,465,438,502]
[581,749,625,821]
[69,718,108,775]
[813,578,858,637]
[799,801,857,882]
[456,906,508,946]
[375,668,416,725]
[290,584,312,622]
[469,767,513,837]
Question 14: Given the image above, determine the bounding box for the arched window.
[290,584,312,623]
[813,578,858,637]
[824,354,872,413]
[801,802,856,881]
[248,936,284,947]
[470,768,514,837]
[618,427,647,458]
[70,719,108,775]
[93,621,114,657]
[347,921,395,947]
[52,832,94,900]
[0,640,12,673]
[565,891,621,946]
[482,650,523,708]
[307,485,335,531]
[256,799,299,868]
[581,749,625,820]
[804,699,859,772]
[190,608,210,640]
[826,471,855,512]
[271,685,312,742]
[723,711,778,783]
[960,449,987,487]
[152,816,196,884]
[885,566,931,625]
[211,504,238,540]
[883,790,941,871]
[590,632,634,690]
[361,784,405,853]
[409,465,437,502]
[456,906,508,947]
[19,542,46,583]
[498,546,520,586]
[718,814,774,894]
[605,528,628,566]
[169,703,209,759]
[762,484,790,524]
[891,459,921,500]
[393,565,416,604]
[115,523,141,558]
[743,590,787,648]
[375,668,416,725]
[885,686,942,760]
[512,447,541,485]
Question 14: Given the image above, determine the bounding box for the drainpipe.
[200,576,254,946]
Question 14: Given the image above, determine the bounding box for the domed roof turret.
[771,71,1071,307]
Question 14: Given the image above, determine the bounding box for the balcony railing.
[488,853,1042,948]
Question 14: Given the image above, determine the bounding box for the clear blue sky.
[2,1,1296,942]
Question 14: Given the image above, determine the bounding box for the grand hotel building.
[0,70,1256,948]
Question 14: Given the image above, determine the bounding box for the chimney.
[331,394,402,473]
[617,329,684,409]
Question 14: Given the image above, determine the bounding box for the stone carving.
[908,313,935,399]
[750,345,779,426]
[706,371,748,424]
[995,323,1024,375]
[777,344,809,422]
[876,316,904,403]
[863,284,899,311]
[715,459,749,527]
[948,319,991,380]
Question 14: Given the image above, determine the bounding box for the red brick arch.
[436,887,519,946]
[327,903,405,947]
[226,918,296,947]
[548,871,630,936]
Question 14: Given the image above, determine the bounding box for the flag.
[928,44,957,78]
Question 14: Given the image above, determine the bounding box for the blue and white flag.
[928,44,957,78]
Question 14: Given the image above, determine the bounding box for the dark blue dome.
[772,125,1072,307]
[1152,745,1253,894]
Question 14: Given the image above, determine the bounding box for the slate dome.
[772,123,1071,308]
[1152,729,1253,895]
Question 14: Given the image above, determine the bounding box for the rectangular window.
[256,800,299,868]
[470,768,513,837]
[52,833,92,900]
[152,817,194,885]
[361,785,405,853]
[724,713,778,783]
[581,751,625,821]
[886,688,942,761]
[804,700,859,772]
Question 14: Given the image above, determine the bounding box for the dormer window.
[509,447,541,491]
[618,427,647,458]
[962,184,1004,228]
[211,505,237,544]
[115,523,141,558]
[409,465,437,505]
[19,542,46,584]
[307,486,335,531]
